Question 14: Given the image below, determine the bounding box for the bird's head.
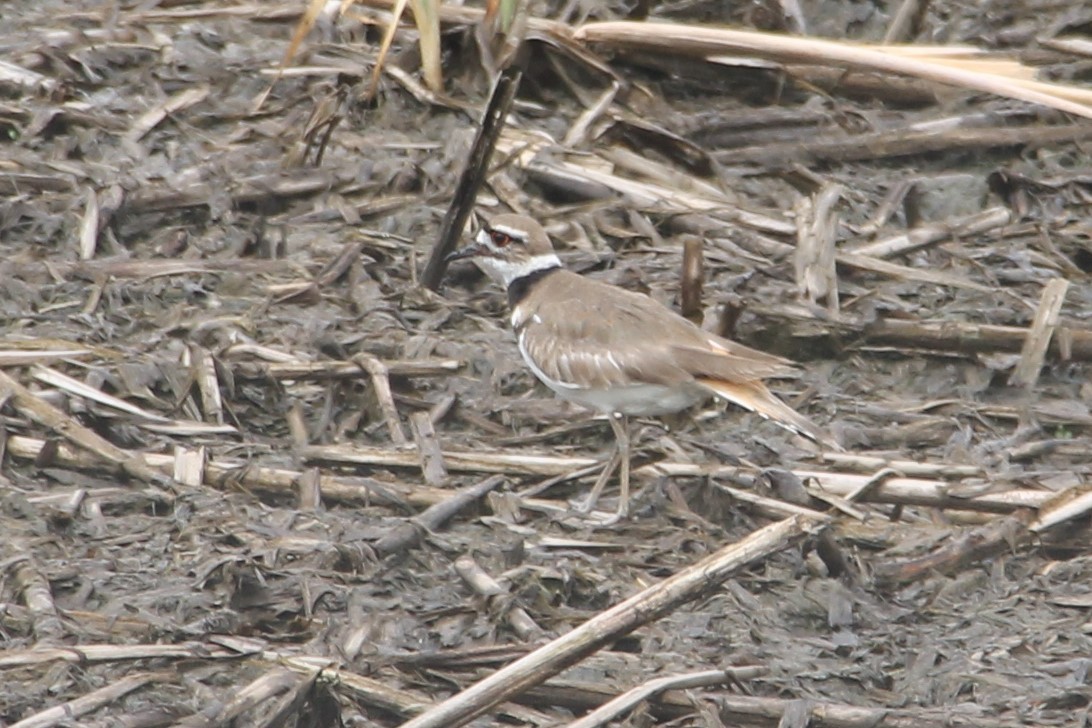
[446,213,561,286]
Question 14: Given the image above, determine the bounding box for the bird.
[446,213,839,521]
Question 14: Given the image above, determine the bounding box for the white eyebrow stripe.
[489,224,528,240]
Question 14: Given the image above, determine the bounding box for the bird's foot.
[595,501,630,527]
[574,448,621,515]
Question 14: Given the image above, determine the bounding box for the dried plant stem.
[423,47,527,289]
[4,434,1059,516]
[7,553,64,644]
[573,22,1092,119]
[679,234,704,324]
[849,206,1013,258]
[454,554,543,640]
[231,358,462,381]
[355,354,409,445]
[1009,278,1070,387]
[7,672,169,728]
[399,516,816,728]
[865,317,1092,360]
[6,435,437,510]
[563,669,741,728]
[874,510,1036,584]
[373,475,505,557]
[0,370,170,488]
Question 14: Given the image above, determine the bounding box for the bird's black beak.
[444,241,485,263]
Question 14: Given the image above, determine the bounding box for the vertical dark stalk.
[421,45,529,290]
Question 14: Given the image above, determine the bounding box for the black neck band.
[507,266,561,308]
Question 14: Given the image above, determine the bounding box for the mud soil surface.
[1,1,1091,726]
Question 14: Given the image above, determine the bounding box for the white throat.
[475,253,561,287]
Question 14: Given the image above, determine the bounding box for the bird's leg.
[576,414,631,520]
[610,414,630,520]
[577,443,620,515]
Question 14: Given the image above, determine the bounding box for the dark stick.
[373,475,505,558]
[679,234,704,324]
[421,45,529,290]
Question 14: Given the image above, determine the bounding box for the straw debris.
[2,1,1091,726]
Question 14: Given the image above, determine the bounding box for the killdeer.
[447,213,839,520]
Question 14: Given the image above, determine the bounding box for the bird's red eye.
[489,230,512,247]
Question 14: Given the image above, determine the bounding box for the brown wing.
[670,337,797,382]
[516,272,692,389]
[516,271,795,387]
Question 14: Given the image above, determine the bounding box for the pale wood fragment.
[31,365,237,435]
[198,668,303,726]
[172,445,206,487]
[355,354,408,445]
[794,184,842,313]
[454,554,542,640]
[298,467,323,511]
[0,58,58,94]
[0,433,1062,516]
[188,344,226,425]
[1009,278,1070,388]
[7,553,64,644]
[0,350,93,367]
[410,411,447,485]
[229,357,462,380]
[884,0,925,43]
[78,188,99,261]
[821,452,981,477]
[125,84,210,142]
[867,318,1091,361]
[1030,488,1092,533]
[572,22,1092,119]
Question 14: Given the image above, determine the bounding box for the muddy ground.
[1,0,1091,726]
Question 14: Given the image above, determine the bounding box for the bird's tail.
[697,378,842,452]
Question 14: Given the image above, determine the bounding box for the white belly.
[558,382,706,416]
